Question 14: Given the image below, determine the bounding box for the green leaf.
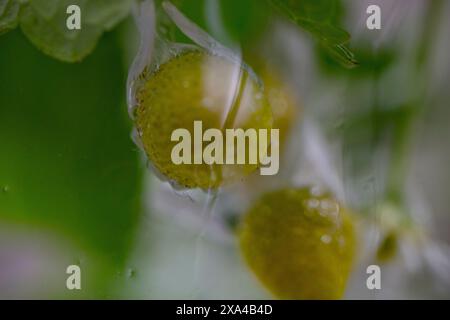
[17,0,132,63]
[269,0,357,68]
[297,19,349,45]
[19,0,102,63]
[323,43,358,68]
[317,45,396,77]
[270,0,339,22]
[0,0,20,35]
[155,0,270,52]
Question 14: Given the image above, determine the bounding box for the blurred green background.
[0,28,142,298]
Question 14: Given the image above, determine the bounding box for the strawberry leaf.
[269,0,357,68]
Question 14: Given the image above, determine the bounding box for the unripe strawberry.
[135,50,272,189]
[239,187,356,299]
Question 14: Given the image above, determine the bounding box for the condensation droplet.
[318,200,339,218]
[306,199,320,209]
[2,185,9,193]
[321,234,332,244]
[310,186,323,197]
[127,268,137,279]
